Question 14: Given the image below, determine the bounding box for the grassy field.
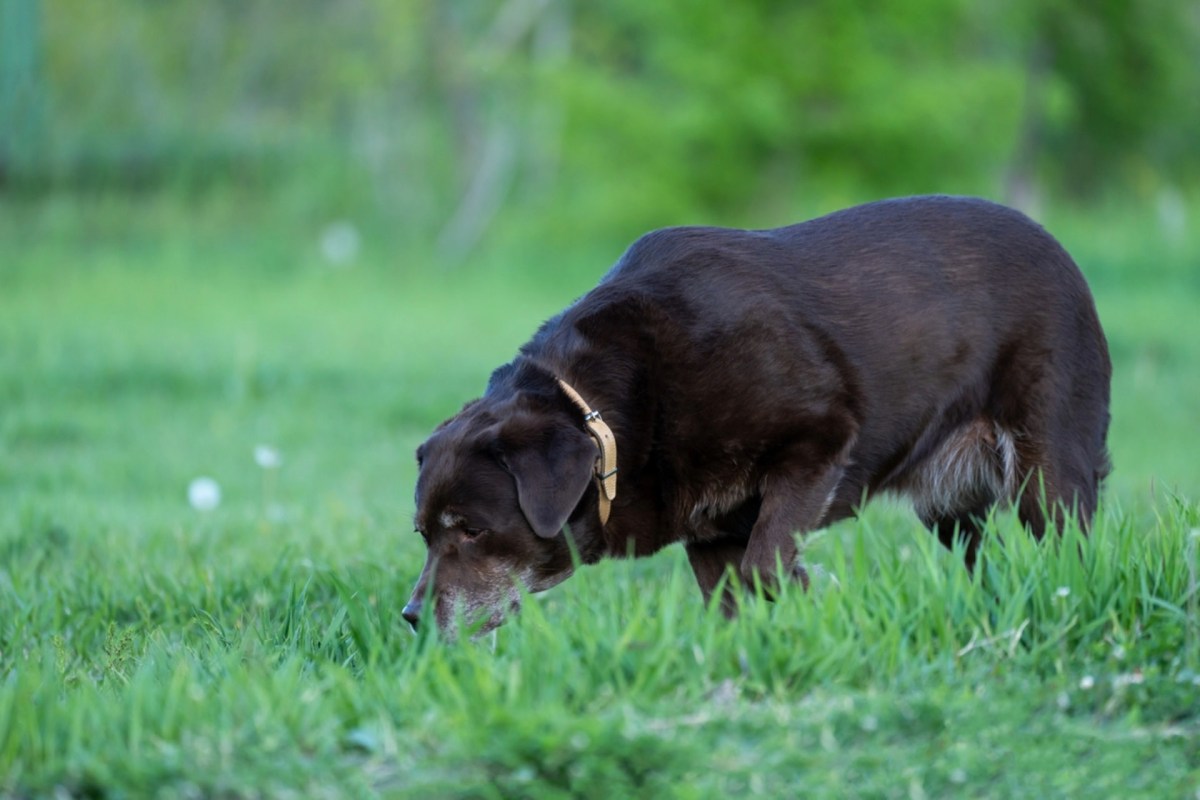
[2,192,1199,797]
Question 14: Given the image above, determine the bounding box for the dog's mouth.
[469,607,513,638]
[420,560,576,638]
[474,597,522,638]
[432,592,523,639]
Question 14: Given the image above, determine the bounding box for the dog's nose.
[401,600,422,631]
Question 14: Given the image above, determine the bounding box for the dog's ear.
[500,424,596,538]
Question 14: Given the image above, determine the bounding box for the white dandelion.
[255,445,282,522]
[187,477,221,511]
[320,221,360,267]
[254,444,282,469]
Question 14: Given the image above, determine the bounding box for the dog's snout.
[401,600,422,631]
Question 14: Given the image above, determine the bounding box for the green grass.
[2,192,1199,797]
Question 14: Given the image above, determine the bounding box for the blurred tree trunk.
[527,0,569,190]
[431,1,502,261]
[434,0,568,262]
[1005,40,1048,216]
[0,0,45,186]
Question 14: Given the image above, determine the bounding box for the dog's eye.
[462,527,487,539]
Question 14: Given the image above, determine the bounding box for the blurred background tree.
[1,0,1197,258]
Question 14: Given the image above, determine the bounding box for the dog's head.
[403,394,598,636]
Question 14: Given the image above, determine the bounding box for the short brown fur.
[404,196,1111,634]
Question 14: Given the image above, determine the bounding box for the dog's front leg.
[686,539,746,617]
[740,442,852,592]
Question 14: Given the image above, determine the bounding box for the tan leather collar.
[556,378,617,526]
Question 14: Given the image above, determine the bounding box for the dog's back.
[595,195,1110,554]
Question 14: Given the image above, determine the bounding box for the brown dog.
[404,196,1111,635]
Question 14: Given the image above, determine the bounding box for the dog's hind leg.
[993,324,1111,537]
[1014,446,1101,539]
[1003,395,1107,539]
[1014,371,1109,537]
[920,507,988,571]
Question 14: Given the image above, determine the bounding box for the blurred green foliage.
[2,0,1199,253]
[3,4,1200,794]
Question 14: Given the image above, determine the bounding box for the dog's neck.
[503,335,671,561]
[554,376,618,526]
